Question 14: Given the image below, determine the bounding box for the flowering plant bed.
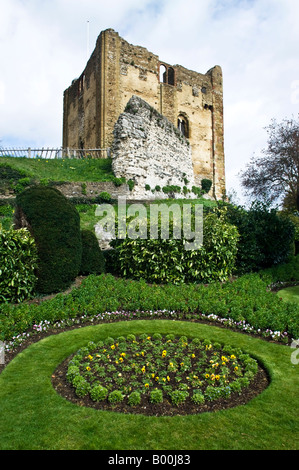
[54,333,267,416]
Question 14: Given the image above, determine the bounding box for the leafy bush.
[98,192,112,202]
[162,185,181,194]
[90,385,108,402]
[169,390,189,406]
[192,186,203,197]
[224,201,295,273]
[108,390,124,403]
[80,229,105,275]
[260,254,299,284]
[14,185,82,294]
[149,389,163,404]
[128,391,141,406]
[72,376,90,397]
[0,227,38,303]
[113,208,239,284]
[192,391,205,405]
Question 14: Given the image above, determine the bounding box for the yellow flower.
[191,354,195,358]
[167,376,170,381]
[145,383,149,388]
[120,353,126,357]
[86,366,91,371]
[216,375,220,380]
[111,344,115,349]
[162,350,167,357]
[231,354,236,360]
[141,366,146,373]
[147,336,151,340]
[155,376,159,381]
[119,357,124,362]
[88,355,93,360]
[205,374,209,378]
[234,366,239,371]
[151,373,155,378]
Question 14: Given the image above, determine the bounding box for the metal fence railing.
[0,147,110,159]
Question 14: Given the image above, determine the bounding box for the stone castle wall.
[63,28,225,199]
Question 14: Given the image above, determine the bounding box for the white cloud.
[0,0,298,202]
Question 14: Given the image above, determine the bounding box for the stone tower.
[63,28,225,198]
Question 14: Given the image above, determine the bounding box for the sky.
[0,0,298,203]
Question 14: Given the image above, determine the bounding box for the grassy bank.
[0,156,115,183]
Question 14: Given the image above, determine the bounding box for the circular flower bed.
[53,333,267,416]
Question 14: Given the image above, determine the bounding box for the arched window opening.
[159,64,175,86]
[177,114,189,138]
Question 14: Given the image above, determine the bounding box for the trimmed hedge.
[14,186,82,294]
[80,229,105,275]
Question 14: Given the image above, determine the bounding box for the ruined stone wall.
[63,28,225,199]
[112,95,195,199]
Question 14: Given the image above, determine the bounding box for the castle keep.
[63,28,225,198]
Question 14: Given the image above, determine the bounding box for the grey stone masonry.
[111,95,195,199]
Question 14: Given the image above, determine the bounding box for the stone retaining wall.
[112,95,195,199]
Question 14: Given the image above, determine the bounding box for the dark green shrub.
[14,185,82,294]
[0,227,38,303]
[162,185,181,194]
[127,180,135,191]
[192,185,203,197]
[98,191,112,202]
[225,201,295,273]
[201,179,212,193]
[80,229,105,275]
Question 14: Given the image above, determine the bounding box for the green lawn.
[278,286,299,304]
[0,319,298,450]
